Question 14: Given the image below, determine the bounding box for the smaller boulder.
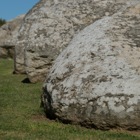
[0,15,24,59]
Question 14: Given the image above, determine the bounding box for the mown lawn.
[0,59,139,140]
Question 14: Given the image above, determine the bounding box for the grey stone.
[0,46,14,59]
[15,0,129,82]
[0,15,24,59]
[43,1,140,130]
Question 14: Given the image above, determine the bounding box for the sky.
[0,0,39,21]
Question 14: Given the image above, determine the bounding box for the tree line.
[0,18,6,27]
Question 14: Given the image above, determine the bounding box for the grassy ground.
[0,59,140,140]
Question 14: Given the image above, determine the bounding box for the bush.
[0,18,6,27]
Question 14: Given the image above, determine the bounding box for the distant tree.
[0,18,6,27]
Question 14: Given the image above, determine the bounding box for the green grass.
[0,59,140,140]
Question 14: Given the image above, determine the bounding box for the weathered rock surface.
[0,15,24,58]
[43,1,140,130]
[15,0,129,82]
[0,46,14,58]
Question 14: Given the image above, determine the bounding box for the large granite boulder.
[0,15,24,59]
[43,1,140,130]
[15,0,129,82]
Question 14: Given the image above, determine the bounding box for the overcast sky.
[0,0,39,21]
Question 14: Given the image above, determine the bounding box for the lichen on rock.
[15,0,129,82]
[43,1,140,130]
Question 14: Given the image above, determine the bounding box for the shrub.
[0,18,6,27]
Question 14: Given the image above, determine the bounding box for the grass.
[0,59,140,140]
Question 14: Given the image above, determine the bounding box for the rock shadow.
[21,78,31,83]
